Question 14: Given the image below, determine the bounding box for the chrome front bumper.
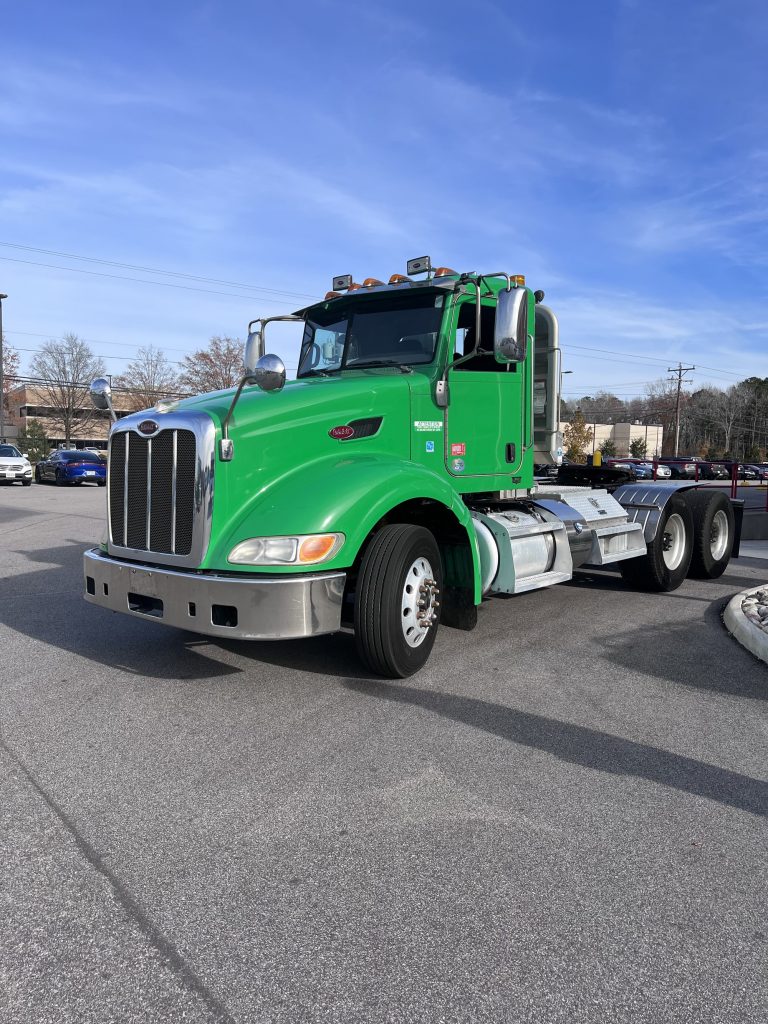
[83,548,345,640]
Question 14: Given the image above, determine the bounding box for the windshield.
[297,291,445,377]
[0,445,22,458]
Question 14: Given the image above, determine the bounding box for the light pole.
[0,293,7,442]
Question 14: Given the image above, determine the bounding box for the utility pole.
[0,293,7,442]
[668,362,695,456]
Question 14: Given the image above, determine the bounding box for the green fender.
[205,453,483,603]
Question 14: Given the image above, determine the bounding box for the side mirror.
[244,330,263,376]
[252,353,286,392]
[495,288,528,363]
[89,377,117,422]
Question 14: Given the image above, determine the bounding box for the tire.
[34,466,42,483]
[22,479,32,486]
[55,470,66,486]
[354,524,443,678]
[620,493,693,592]
[97,480,106,487]
[686,489,734,579]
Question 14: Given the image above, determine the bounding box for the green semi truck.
[84,258,741,676]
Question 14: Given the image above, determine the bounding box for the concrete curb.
[723,584,768,665]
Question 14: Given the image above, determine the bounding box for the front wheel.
[55,470,67,486]
[620,493,693,591]
[354,524,443,678]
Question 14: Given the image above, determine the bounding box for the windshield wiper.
[345,360,413,373]
[299,368,336,378]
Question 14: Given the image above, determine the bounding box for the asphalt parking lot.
[1,483,767,1024]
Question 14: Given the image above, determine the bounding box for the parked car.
[0,444,33,486]
[658,456,730,479]
[35,450,107,486]
[695,460,730,480]
[737,464,759,481]
[605,458,672,480]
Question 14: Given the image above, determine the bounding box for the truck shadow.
[2,542,239,682]
[570,565,765,594]
[217,632,377,681]
[593,595,767,699]
[343,678,768,818]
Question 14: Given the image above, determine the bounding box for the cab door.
[444,299,525,479]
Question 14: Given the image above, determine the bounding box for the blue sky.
[1,0,766,400]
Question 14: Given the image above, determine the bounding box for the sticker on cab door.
[414,420,443,431]
[425,440,435,453]
[451,458,465,473]
[451,442,466,456]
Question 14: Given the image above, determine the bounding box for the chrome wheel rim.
[401,556,439,648]
[662,513,686,570]
[710,509,729,561]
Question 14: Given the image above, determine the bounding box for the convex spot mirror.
[89,377,112,410]
[251,353,286,392]
[494,287,529,363]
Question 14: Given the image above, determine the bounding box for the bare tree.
[2,337,20,417]
[115,345,182,412]
[30,333,106,444]
[178,336,243,395]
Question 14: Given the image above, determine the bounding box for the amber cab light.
[512,274,526,286]
[434,266,457,277]
[388,274,412,285]
[325,290,341,300]
[347,282,363,291]
[363,277,384,288]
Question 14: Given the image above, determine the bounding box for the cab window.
[453,301,512,372]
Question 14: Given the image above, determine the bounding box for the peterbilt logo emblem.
[588,497,601,508]
[329,425,355,440]
[137,420,159,435]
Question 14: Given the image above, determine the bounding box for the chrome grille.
[109,429,197,555]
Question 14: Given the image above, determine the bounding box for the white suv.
[0,444,33,486]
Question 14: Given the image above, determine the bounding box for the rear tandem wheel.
[685,489,735,579]
[620,492,693,592]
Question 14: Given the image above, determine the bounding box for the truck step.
[511,568,573,594]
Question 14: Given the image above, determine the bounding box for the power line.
[0,241,318,301]
[566,343,745,380]
[0,255,311,307]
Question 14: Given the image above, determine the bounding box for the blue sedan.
[35,450,107,486]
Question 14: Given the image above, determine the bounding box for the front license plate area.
[128,592,164,617]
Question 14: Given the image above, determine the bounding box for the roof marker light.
[434,266,457,278]
[347,282,363,291]
[512,274,526,286]
[388,273,412,285]
[363,277,384,287]
[325,290,342,300]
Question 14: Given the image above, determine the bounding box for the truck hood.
[167,373,416,560]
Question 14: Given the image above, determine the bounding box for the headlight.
[228,533,344,566]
